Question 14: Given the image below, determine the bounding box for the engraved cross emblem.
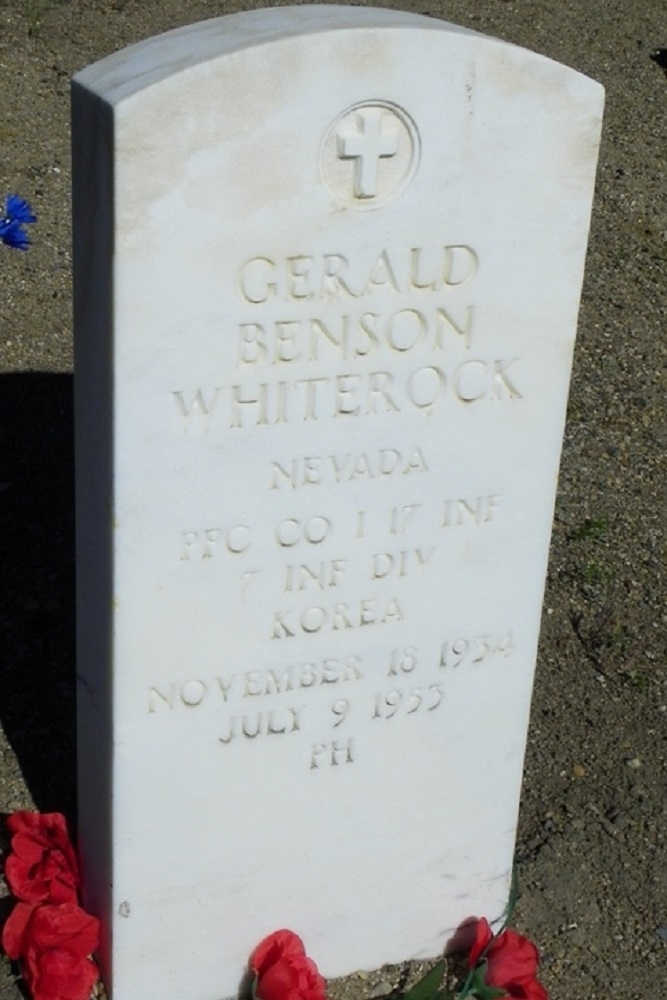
[337,108,400,199]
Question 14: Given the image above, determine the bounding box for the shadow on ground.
[0,372,77,818]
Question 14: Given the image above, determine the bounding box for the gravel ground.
[0,2,665,999]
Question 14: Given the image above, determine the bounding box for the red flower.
[2,902,99,1000]
[469,918,548,1000]
[5,812,80,905]
[2,901,35,960]
[250,930,326,1000]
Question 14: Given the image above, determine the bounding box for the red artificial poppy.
[250,929,326,1000]
[6,903,100,1000]
[469,918,548,1000]
[2,900,34,959]
[5,812,80,905]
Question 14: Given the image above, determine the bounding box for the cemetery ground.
[0,1,665,999]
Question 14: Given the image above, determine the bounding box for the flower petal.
[468,917,494,969]
[504,975,548,1000]
[36,949,100,1000]
[4,194,37,224]
[250,930,326,1000]
[30,904,100,956]
[485,929,539,985]
[0,220,31,249]
[251,930,306,975]
[1,901,36,959]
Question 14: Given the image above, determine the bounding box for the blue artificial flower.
[0,220,32,250]
[5,194,36,224]
[1,193,37,250]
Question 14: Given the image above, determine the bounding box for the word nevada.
[270,446,427,489]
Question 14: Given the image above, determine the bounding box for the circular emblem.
[320,101,419,210]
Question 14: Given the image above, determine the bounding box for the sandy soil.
[0,2,665,999]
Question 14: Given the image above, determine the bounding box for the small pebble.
[572,763,586,777]
[626,757,642,769]
[370,981,393,998]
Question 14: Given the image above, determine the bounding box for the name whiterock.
[172,359,522,429]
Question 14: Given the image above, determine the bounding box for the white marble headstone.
[72,7,603,999]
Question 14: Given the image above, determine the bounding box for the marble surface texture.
[72,6,603,999]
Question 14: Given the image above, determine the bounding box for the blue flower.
[1,193,37,250]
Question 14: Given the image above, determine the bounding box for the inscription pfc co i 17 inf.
[321,101,420,208]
